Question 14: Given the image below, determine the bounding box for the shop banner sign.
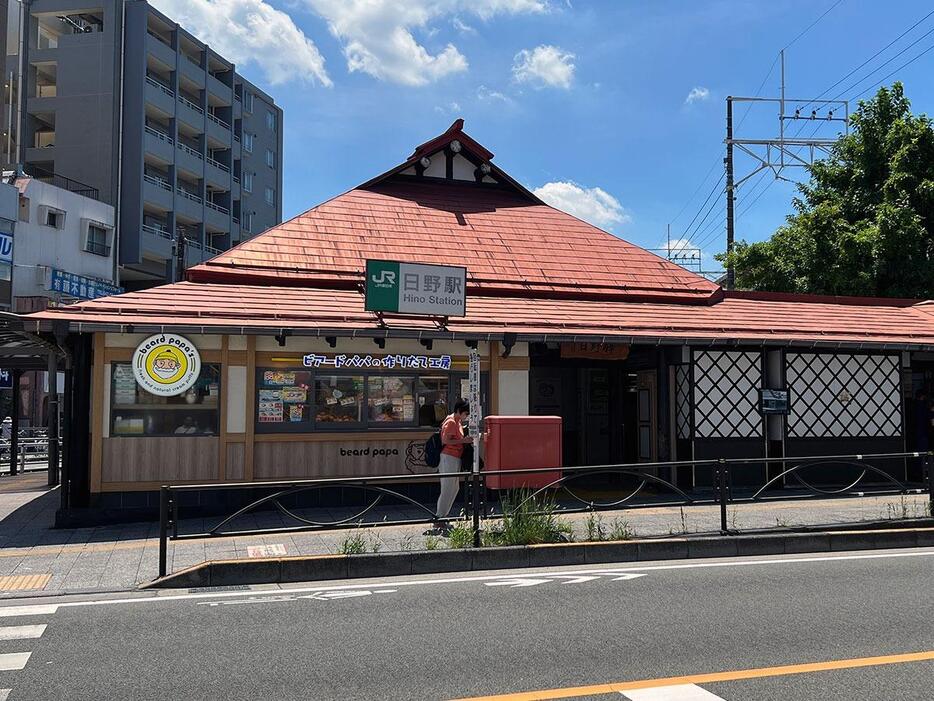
[365,259,466,317]
[49,269,123,300]
[132,333,201,396]
[0,369,11,389]
[0,231,12,265]
[303,353,452,370]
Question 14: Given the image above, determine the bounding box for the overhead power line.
[849,40,934,101]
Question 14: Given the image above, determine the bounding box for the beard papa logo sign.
[132,333,201,396]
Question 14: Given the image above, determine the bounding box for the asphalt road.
[2,548,933,700]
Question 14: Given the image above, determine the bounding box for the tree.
[720,83,934,298]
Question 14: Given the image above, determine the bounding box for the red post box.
[483,416,563,490]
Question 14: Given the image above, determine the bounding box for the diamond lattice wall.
[692,350,763,439]
[676,364,691,439]
[786,353,902,438]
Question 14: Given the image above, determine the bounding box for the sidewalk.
[0,470,929,597]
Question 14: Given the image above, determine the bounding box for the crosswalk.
[0,604,58,699]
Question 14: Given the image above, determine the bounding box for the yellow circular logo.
[132,334,201,396]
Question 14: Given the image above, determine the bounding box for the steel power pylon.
[724,50,849,289]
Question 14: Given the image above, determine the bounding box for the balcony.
[146,31,176,69]
[207,72,232,103]
[142,223,172,240]
[176,141,204,177]
[175,186,204,220]
[33,130,55,148]
[206,113,231,145]
[205,201,230,229]
[141,223,173,259]
[145,75,176,114]
[144,125,174,162]
[179,53,205,86]
[205,158,230,189]
[177,93,204,129]
[143,173,174,210]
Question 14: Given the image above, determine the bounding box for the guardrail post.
[716,459,729,534]
[159,486,168,579]
[471,470,482,548]
[927,452,934,517]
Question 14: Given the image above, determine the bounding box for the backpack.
[424,431,442,468]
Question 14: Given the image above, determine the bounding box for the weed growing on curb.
[586,512,607,541]
[680,507,688,534]
[608,517,634,541]
[337,531,367,555]
[424,535,442,550]
[483,490,572,546]
[399,534,415,551]
[447,519,475,549]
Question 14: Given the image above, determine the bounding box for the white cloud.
[151,0,330,86]
[435,101,462,115]
[533,181,630,231]
[512,45,575,89]
[685,86,710,104]
[477,85,510,103]
[452,17,476,34]
[304,0,548,86]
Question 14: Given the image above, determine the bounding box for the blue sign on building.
[49,269,122,300]
[0,370,11,389]
[0,231,12,265]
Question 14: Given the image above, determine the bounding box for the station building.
[10,120,934,517]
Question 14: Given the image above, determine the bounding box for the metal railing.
[143,174,172,192]
[144,125,174,144]
[176,187,202,204]
[0,436,63,475]
[178,94,204,115]
[206,156,230,172]
[147,29,172,48]
[26,165,100,201]
[146,75,174,98]
[157,451,934,578]
[177,142,203,160]
[207,112,231,130]
[142,223,172,239]
[205,201,229,215]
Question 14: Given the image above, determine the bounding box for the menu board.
[113,364,138,405]
[263,371,297,386]
[258,400,284,422]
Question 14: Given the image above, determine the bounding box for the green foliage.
[585,512,634,541]
[337,531,367,555]
[483,490,572,546]
[447,519,475,549]
[423,535,442,550]
[720,83,934,298]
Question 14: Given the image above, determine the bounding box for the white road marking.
[1,549,931,613]
[486,578,553,588]
[622,683,727,700]
[0,652,31,671]
[0,604,58,618]
[484,573,645,588]
[0,624,46,641]
[0,689,9,701]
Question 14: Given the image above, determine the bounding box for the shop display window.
[110,363,220,437]
[254,367,480,433]
[314,375,364,426]
[257,369,312,431]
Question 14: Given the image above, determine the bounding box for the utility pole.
[172,228,187,283]
[725,97,735,291]
[724,51,848,290]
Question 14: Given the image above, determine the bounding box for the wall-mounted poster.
[259,389,282,403]
[281,387,307,403]
[259,401,284,422]
[289,404,304,422]
[263,371,297,386]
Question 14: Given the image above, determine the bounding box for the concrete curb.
[143,525,934,589]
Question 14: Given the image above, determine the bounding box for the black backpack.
[424,431,442,468]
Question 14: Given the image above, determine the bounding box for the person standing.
[435,399,472,526]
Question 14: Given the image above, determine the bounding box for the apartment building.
[3,0,283,289]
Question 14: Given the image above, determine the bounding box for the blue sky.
[154,0,934,276]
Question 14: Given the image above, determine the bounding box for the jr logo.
[371,270,396,286]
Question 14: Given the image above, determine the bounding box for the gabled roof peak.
[410,119,494,162]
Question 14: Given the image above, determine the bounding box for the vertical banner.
[468,347,481,473]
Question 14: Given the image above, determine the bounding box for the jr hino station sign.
[365,259,467,317]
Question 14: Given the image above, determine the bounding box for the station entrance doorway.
[528,342,658,468]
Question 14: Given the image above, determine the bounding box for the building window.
[84,224,111,256]
[265,149,275,168]
[39,206,65,229]
[110,363,221,437]
[243,91,254,113]
[243,172,253,193]
[242,212,253,232]
[254,367,465,433]
[264,187,275,205]
[266,110,276,132]
[243,132,253,153]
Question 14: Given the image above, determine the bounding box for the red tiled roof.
[189,181,719,303]
[25,282,934,348]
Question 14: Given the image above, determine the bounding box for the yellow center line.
[448,650,934,701]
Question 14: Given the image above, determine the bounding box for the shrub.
[483,490,572,546]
